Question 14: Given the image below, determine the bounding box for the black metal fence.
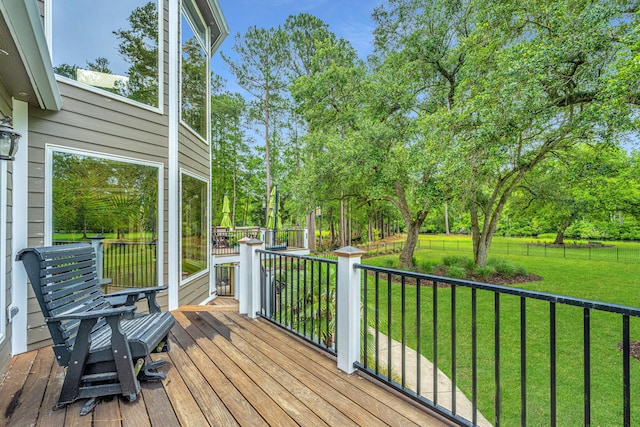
[355,239,640,263]
[356,263,640,427]
[215,263,235,296]
[54,240,157,291]
[264,229,306,251]
[258,249,337,355]
[212,229,306,255]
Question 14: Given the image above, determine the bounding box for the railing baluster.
[401,275,406,389]
[388,272,392,382]
[472,288,477,427]
[318,260,322,346]
[375,271,380,376]
[495,292,501,426]
[550,302,557,427]
[310,260,315,341]
[326,261,330,349]
[416,278,421,396]
[521,296,527,426]
[296,257,301,333]
[433,279,438,406]
[623,315,630,427]
[364,271,368,370]
[584,308,591,427]
[451,283,457,415]
[303,259,308,337]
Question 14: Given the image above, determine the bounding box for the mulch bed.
[617,341,640,361]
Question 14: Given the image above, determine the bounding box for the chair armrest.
[108,286,168,297]
[105,286,168,314]
[46,305,136,322]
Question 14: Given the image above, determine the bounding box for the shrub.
[382,258,395,268]
[446,265,467,279]
[477,265,496,279]
[443,255,468,267]
[418,260,437,274]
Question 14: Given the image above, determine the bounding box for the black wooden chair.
[17,243,175,415]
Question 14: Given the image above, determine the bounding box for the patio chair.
[16,243,175,415]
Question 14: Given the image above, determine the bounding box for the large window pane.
[52,151,160,291]
[181,173,208,280]
[181,13,207,138]
[52,0,160,107]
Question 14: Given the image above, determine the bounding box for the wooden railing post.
[238,237,264,318]
[335,246,365,374]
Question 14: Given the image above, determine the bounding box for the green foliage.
[444,265,466,279]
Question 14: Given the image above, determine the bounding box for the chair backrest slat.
[16,243,112,359]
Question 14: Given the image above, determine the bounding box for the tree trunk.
[444,201,450,235]
[368,214,373,243]
[264,90,271,226]
[307,210,316,252]
[553,218,573,245]
[339,197,346,247]
[399,223,420,269]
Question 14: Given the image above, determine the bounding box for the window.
[180,7,208,139]
[50,149,161,290]
[181,172,209,281]
[51,0,160,108]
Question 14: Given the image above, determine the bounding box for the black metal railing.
[356,238,640,263]
[102,241,157,290]
[258,249,337,355]
[356,264,640,427]
[53,240,157,291]
[264,229,306,251]
[215,263,235,296]
[212,228,306,254]
[211,229,260,255]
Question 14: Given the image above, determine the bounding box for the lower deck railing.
[256,247,640,426]
[258,250,337,355]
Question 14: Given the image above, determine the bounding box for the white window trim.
[179,3,211,144]
[44,145,165,287]
[0,160,7,344]
[45,0,165,114]
[179,168,210,286]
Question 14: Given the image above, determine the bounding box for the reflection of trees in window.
[52,152,158,241]
[181,21,207,138]
[181,174,208,278]
[113,1,159,106]
[52,1,158,107]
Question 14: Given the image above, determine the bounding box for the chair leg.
[138,357,167,381]
[80,397,101,416]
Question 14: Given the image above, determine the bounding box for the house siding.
[17,0,218,352]
[177,123,211,306]
[0,80,12,372]
[25,81,172,351]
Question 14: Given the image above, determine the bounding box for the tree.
[222,26,289,221]
[113,1,159,106]
[445,0,640,265]
[368,0,474,267]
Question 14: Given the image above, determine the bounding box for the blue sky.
[212,0,385,91]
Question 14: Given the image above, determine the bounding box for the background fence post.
[335,246,365,374]
[239,237,263,317]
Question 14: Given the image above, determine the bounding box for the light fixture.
[0,117,21,161]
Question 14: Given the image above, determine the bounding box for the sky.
[211,0,385,92]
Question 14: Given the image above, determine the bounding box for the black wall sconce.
[0,116,21,161]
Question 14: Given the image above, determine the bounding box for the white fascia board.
[0,0,62,111]
[207,0,229,54]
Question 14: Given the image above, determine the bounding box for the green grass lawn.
[362,243,640,426]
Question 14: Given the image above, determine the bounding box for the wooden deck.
[0,299,451,426]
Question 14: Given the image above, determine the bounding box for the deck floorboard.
[0,299,452,426]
